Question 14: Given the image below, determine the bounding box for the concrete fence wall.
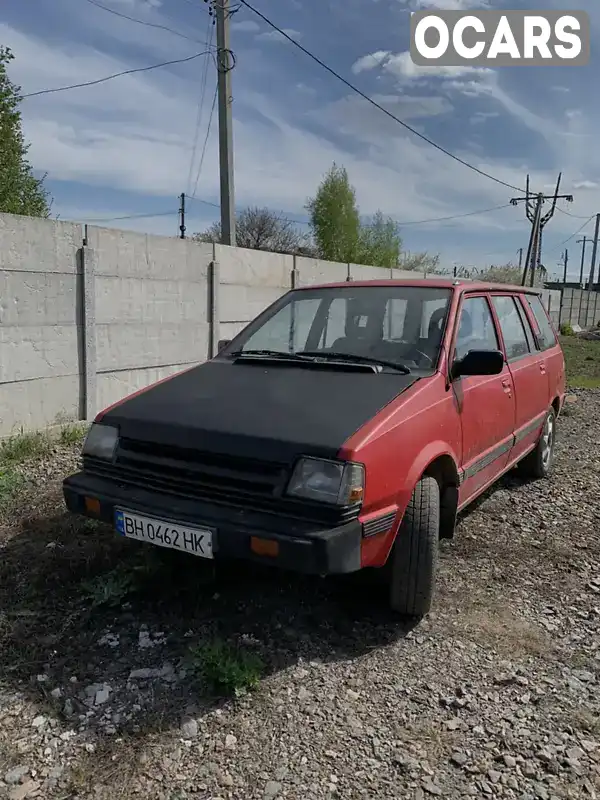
[0,212,566,437]
[558,287,600,329]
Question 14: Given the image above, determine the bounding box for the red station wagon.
[63,280,566,618]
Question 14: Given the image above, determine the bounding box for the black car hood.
[102,360,419,463]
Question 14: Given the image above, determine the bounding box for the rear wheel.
[385,476,440,619]
[518,408,556,480]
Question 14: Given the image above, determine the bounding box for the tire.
[385,476,440,619]
[518,408,556,480]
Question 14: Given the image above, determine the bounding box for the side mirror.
[217,339,232,353]
[452,349,504,380]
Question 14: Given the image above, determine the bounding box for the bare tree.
[399,251,441,274]
[194,206,310,255]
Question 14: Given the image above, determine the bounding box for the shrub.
[560,322,574,336]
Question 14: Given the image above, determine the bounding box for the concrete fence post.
[346,263,352,281]
[291,254,299,288]
[80,245,97,421]
[209,260,220,358]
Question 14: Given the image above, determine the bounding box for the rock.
[225,734,237,749]
[264,781,282,799]
[181,718,198,739]
[30,716,46,729]
[8,781,40,800]
[488,770,501,784]
[94,686,111,705]
[451,752,468,768]
[566,746,585,761]
[422,778,443,796]
[4,767,29,786]
[503,755,517,768]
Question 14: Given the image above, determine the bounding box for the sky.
[1,0,599,278]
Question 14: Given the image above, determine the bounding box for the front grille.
[83,438,360,526]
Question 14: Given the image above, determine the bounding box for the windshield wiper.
[229,349,314,361]
[299,351,411,374]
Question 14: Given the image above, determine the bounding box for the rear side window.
[491,296,531,361]
[525,295,557,351]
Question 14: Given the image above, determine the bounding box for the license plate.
[115,509,214,559]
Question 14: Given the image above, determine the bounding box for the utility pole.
[577,236,588,288]
[214,0,236,246]
[510,174,573,286]
[517,247,523,271]
[587,213,600,290]
[179,192,186,239]
[560,249,568,284]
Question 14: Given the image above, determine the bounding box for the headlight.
[286,457,364,506]
[83,423,119,461]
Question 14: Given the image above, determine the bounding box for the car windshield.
[225,285,453,371]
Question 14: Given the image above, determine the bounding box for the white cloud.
[352,51,391,74]
[573,180,598,190]
[256,29,302,43]
[384,51,491,83]
[231,20,261,33]
[470,111,500,124]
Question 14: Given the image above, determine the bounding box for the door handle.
[501,378,512,395]
[540,363,546,374]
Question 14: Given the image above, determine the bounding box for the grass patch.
[560,336,600,389]
[0,430,52,465]
[60,423,88,446]
[0,468,25,513]
[189,638,264,697]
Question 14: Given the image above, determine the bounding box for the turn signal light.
[84,496,101,515]
[250,537,279,558]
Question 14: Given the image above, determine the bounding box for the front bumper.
[63,472,363,574]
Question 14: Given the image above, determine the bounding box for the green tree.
[306,163,360,262]
[0,46,51,217]
[358,211,402,269]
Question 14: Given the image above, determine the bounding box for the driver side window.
[455,296,499,361]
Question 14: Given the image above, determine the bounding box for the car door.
[451,294,516,504]
[522,293,566,408]
[489,294,549,464]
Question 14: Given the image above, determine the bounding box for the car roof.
[293,278,540,294]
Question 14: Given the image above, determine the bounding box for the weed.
[0,431,52,465]
[81,565,137,608]
[0,468,25,513]
[60,423,88,446]
[188,638,264,696]
[560,322,574,336]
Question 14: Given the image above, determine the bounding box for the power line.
[237,0,525,194]
[395,203,512,227]
[84,210,178,223]
[184,196,514,229]
[548,214,595,254]
[556,205,596,220]
[83,0,215,47]
[186,18,215,195]
[21,50,213,98]
[191,83,219,198]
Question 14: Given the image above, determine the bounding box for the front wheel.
[384,476,440,619]
[518,408,556,480]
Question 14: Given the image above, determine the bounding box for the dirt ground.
[0,390,599,800]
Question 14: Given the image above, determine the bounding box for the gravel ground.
[0,390,599,800]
